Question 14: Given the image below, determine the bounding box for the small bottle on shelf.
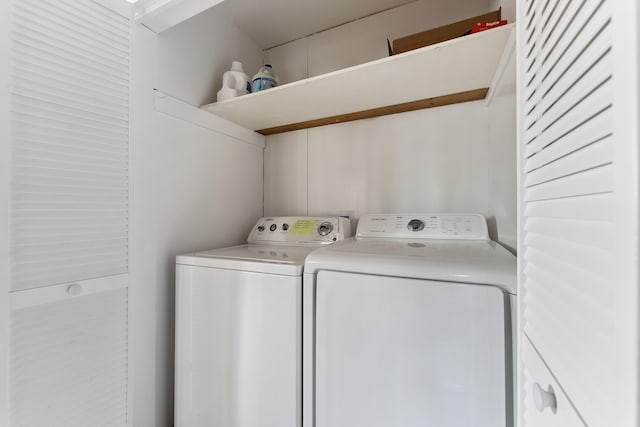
[251,64,279,92]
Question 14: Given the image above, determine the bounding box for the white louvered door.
[518,0,639,426]
[7,1,131,425]
[10,0,129,291]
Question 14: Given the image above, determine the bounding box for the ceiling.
[214,0,418,49]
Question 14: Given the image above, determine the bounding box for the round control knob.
[317,222,334,236]
[269,224,277,232]
[282,223,289,231]
[257,225,265,232]
[407,219,425,232]
[533,383,557,413]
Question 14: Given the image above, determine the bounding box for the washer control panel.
[248,217,352,245]
[356,213,489,240]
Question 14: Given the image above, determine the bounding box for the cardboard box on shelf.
[391,8,502,55]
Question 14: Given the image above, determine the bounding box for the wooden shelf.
[201,24,515,135]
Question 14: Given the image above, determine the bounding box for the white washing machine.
[175,216,351,427]
[303,213,516,427]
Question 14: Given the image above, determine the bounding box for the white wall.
[131,24,264,427]
[156,5,264,106]
[0,0,10,419]
[265,101,491,219]
[487,40,517,252]
[265,0,494,84]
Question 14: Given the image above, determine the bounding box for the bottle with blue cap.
[252,64,279,92]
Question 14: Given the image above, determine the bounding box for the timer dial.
[318,222,334,236]
[407,219,425,232]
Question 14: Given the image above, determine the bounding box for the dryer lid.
[305,213,516,293]
[305,238,516,293]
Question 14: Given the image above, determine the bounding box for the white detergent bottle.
[252,64,279,92]
[217,61,251,102]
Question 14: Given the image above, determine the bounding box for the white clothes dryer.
[303,213,516,427]
[175,216,351,427]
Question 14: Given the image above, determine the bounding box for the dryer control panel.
[356,213,489,240]
[248,216,352,245]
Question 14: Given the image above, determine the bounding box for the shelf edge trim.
[256,88,489,135]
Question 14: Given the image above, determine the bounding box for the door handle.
[533,382,557,413]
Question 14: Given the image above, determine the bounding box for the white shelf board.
[153,90,265,148]
[201,24,515,132]
[485,26,516,106]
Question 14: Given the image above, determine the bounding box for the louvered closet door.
[8,0,130,425]
[519,0,616,426]
[10,0,129,290]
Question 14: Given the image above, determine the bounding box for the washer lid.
[177,244,317,276]
[304,237,517,294]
